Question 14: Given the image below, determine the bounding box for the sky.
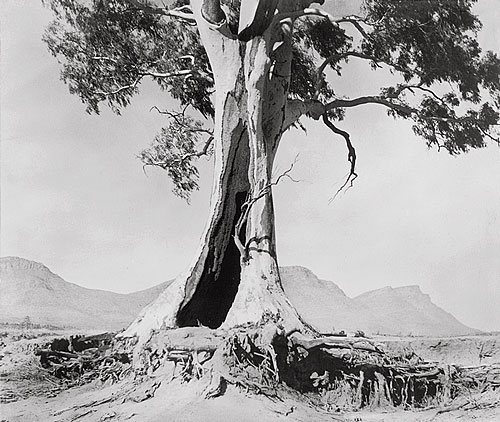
[1,0,499,331]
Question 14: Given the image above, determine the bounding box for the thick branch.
[325,95,414,115]
[283,99,325,130]
[291,89,496,154]
[325,91,492,127]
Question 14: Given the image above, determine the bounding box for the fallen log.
[289,332,384,354]
[147,327,226,353]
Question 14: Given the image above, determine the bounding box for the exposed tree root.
[116,324,500,412]
[34,333,131,384]
[35,326,500,414]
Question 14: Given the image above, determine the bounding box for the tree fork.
[122,1,306,341]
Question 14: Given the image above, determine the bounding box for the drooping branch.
[322,114,358,202]
[323,90,499,154]
[284,86,498,157]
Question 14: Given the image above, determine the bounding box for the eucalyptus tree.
[43,0,500,339]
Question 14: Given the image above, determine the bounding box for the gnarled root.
[127,324,500,411]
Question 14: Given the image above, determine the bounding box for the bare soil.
[1,331,499,422]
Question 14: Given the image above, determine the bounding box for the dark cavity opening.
[177,191,248,328]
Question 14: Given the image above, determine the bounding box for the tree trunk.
[122,1,305,341]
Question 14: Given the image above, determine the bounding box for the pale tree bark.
[224,12,302,330]
[123,0,307,341]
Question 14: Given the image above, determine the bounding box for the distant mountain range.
[280,266,478,336]
[0,257,171,331]
[0,257,478,335]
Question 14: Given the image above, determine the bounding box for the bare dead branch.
[322,114,358,202]
[233,156,300,262]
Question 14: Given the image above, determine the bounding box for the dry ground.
[1,331,499,422]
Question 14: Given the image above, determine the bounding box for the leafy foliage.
[354,0,499,153]
[43,0,214,116]
[43,0,500,199]
[138,111,213,201]
[294,17,351,76]
[291,18,345,103]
